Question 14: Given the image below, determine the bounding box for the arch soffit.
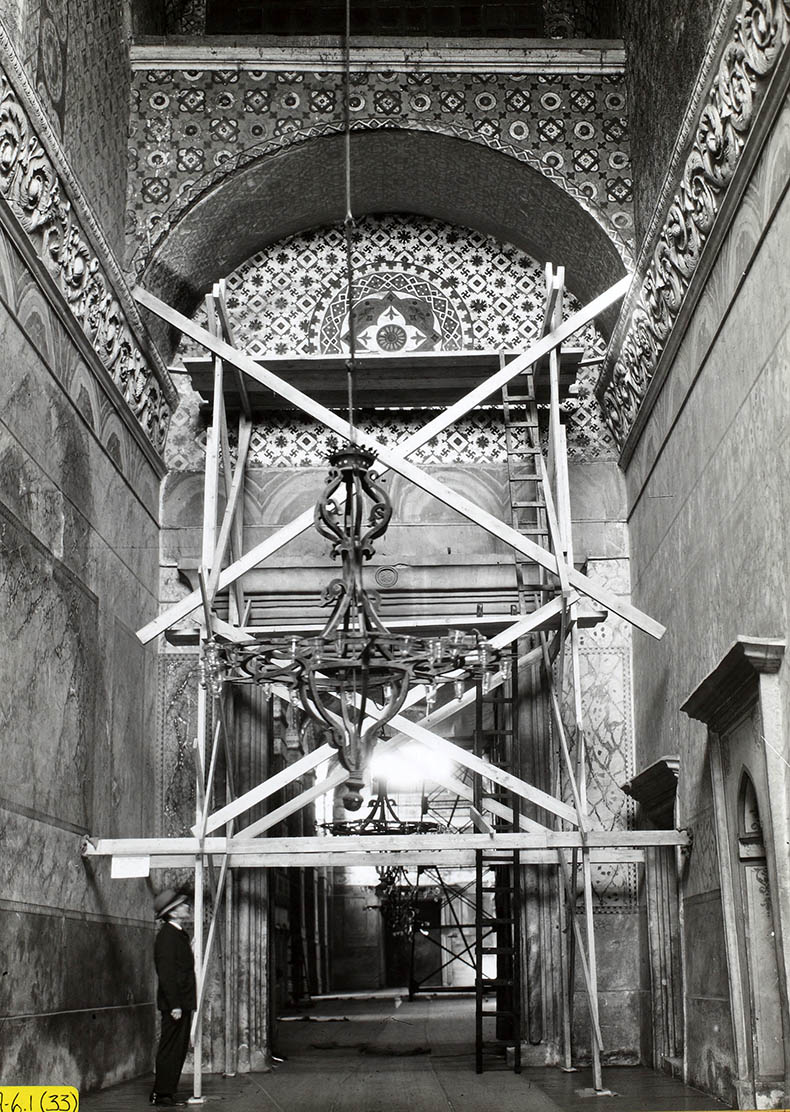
[141,128,629,360]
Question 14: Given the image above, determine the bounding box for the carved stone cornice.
[620,756,679,829]
[0,21,177,455]
[596,0,790,456]
[681,636,786,732]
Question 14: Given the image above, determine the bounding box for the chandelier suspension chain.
[201,1,501,808]
[343,0,357,441]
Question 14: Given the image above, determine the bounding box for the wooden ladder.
[501,366,551,614]
[473,651,523,1073]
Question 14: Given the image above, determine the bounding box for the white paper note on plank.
[111,855,151,878]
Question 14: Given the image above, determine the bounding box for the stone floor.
[80,994,729,1111]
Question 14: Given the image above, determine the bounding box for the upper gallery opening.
[137,0,621,40]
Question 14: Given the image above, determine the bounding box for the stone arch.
[140,128,629,359]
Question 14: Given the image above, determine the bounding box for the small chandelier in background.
[207,445,500,810]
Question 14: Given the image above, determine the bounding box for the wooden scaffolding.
[82,268,687,1101]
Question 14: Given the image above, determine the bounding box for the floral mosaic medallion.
[316,267,474,353]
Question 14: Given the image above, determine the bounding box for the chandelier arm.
[299,676,346,739]
[357,464,392,551]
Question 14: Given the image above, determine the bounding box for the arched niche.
[737,770,765,859]
[138,128,629,361]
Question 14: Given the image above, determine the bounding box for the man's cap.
[153,888,188,919]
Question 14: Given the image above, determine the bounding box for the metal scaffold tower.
[81,268,688,1102]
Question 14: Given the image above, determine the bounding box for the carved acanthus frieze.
[599,0,790,451]
[0,41,175,455]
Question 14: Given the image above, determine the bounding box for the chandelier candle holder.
[206,444,501,810]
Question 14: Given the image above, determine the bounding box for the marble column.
[231,685,273,1072]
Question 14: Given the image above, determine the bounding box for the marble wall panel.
[61,917,152,1010]
[626,145,790,789]
[0,1001,154,1089]
[684,996,736,1106]
[0,908,152,1017]
[0,806,152,922]
[107,619,148,839]
[0,241,161,528]
[0,907,65,1016]
[571,912,644,1062]
[0,219,164,1089]
[0,502,98,828]
[684,891,730,999]
[625,96,790,509]
[616,56,790,1111]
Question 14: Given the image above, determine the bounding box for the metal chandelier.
[210,444,499,810]
[202,0,499,809]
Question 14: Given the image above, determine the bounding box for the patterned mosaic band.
[168,213,617,470]
[127,50,635,277]
[0,22,176,456]
[598,0,790,453]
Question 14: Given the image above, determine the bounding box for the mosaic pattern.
[560,644,637,911]
[127,66,634,274]
[35,0,66,134]
[557,559,637,911]
[165,0,207,36]
[3,0,131,254]
[168,215,617,467]
[61,0,131,255]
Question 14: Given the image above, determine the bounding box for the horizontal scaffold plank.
[144,848,647,869]
[134,275,666,643]
[83,828,690,859]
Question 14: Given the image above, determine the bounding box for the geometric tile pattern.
[168,214,618,467]
[180,214,601,355]
[127,66,634,274]
[61,0,131,256]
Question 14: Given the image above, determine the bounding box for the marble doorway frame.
[682,637,789,1110]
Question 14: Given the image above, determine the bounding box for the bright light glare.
[369,743,454,790]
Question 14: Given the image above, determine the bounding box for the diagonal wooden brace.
[134,277,665,643]
[196,597,570,836]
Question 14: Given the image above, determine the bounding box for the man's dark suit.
[154,921,197,1097]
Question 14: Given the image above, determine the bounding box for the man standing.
[150,889,197,1107]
